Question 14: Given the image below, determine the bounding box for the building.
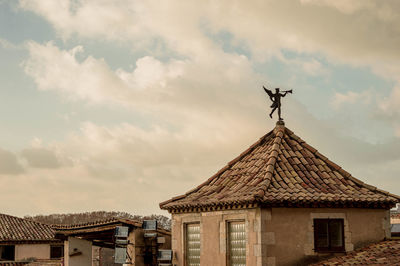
[160,121,400,266]
[0,214,171,266]
[0,213,63,264]
[54,218,171,266]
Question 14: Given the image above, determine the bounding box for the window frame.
[50,245,64,259]
[226,220,246,266]
[184,222,201,266]
[0,245,15,261]
[313,218,345,253]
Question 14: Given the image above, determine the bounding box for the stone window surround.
[180,214,201,266]
[304,213,354,256]
[218,212,249,257]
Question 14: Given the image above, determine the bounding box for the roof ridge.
[159,130,275,208]
[254,124,285,200]
[51,217,123,229]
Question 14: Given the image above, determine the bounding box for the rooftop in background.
[311,240,400,265]
[54,217,170,249]
[0,213,57,243]
[160,121,400,212]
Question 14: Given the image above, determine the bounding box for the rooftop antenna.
[263,86,293,121]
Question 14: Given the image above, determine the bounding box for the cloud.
[9,0,400,217]
[331,90,372,109]
[379,85,400,118]
[23,41,264,120]
[21,147,61,169]
[19,1,400,115]
[0,148,24,175]
[23,41,127,104]
[0,38,20,50]
[19,1,400,63]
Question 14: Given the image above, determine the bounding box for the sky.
[0,0,400,217]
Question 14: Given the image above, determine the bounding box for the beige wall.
[260,207,389,266]
[171,207,390,266]
[171,208,263,266]
[64,237,92,266]
[15,244,50,260]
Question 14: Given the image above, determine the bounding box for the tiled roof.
[52,218,142,230]
[160,122,400,212]
[0,213,56,242]
[53,218,170,235]
[311,240,400,265]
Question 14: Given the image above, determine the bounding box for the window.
[314,219,344,252]
[0,245,15,261]
[185,223,200,266]
[227,221,246,266]
[50,245,64,259]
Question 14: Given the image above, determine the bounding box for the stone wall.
[171,208,264,266]
[171,207,390,266]
[15,244,50,260]
[262,207,390,266]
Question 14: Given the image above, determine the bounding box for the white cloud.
[331,90,372,109]
[9,0,400,217]
[19,1,400,104]
[23,41,263,119]
[0,38,20,50]
[379,85,400,117]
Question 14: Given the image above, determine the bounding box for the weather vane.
[263,86,293,121]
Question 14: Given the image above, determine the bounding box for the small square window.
[314,219,345,252]
[50,245,64,259]
[0,245,15,261]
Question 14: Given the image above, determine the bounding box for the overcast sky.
[1,0,400,217]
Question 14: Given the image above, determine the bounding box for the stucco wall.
[263,207,390,266]
[171,207,390,266]
[64,237,92,266]
[15,244,50,260]
[171,208,264,266]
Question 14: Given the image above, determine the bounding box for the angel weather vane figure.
[263,86,293,121]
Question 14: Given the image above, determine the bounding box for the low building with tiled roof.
[160,121,400,266]
[53,218,171,266]
[0,213,62,263]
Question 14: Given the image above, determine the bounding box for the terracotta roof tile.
[0,213,55,242]
[160,122,400,212]
[311,240,400,265]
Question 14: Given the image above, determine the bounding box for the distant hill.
[24,211,171,230]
